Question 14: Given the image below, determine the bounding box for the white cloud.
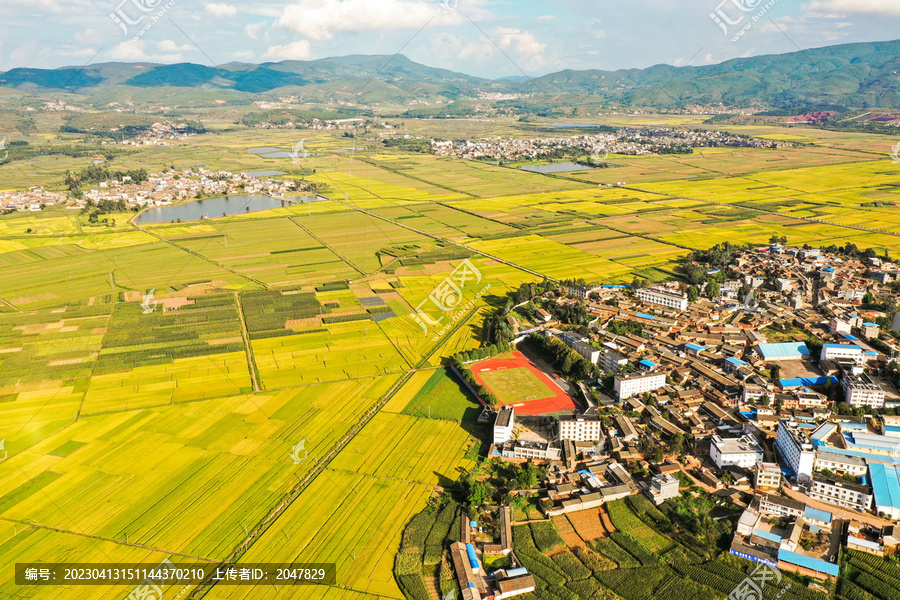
[264,40,312,60]
[232,49,255,60]
[156,39,193,53]
[205,3,237,17]
[805,0,900,17]
[495,28,548,71]
[276,0,458,40]
[108,40,184,62]
[245,22,266,39]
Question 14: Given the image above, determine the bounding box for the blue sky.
[1,0,899,77]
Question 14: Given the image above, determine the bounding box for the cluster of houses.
[478,244,900,584]
[430,128,789,161]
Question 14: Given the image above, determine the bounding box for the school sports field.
[470,351,576,414]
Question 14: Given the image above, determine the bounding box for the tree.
[707,280,720,299]
[671,433,684,456]
[770,364,781,381]
[467,481,491,509]
[758,394,771,406]
[687,286,699,303]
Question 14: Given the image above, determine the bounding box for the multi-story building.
[501,440,561,461]
[843,373,885,409]
[558,415,603,442]
[646,473,680,505]
[775,419,816,481]
[636,287,688,311]
[599,348,629,374]
[710,435,764,469]
[821,343,865,365]
[869,462,900,520]
[808,474,873,512]
[755,462,782,491]
[557,332,600,364]
[814,450,868,477]
[757,493,805,518]
[613,371,667,400]
[494,407,515,445]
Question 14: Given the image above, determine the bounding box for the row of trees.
[526,333,599,380]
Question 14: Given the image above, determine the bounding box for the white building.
[710,434,764,469]
[843,374,885,409]
[775,419,816,481]
[494,407,515,445]
[808,474,873,512]
[820,343,865,365]
[558,415,603,442]
[755,462,782,491]
[814,450,868,477]
[636,287,688,311]
[613,371,667,400]
[646,473,680,505]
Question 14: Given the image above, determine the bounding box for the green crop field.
[474,364,555,405]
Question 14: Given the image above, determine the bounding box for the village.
[446,241,900,598]
[430,128,791,162]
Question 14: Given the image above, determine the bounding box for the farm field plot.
[356,153,592,197]
[381,368,481,421]
[81,294,252,412]
[206,470,434,600]
[168,217,355,285]
[0,237,253,310]
[252,319,409,388]
[0,525,174,600]
[0,375,398,561]
[471,351,576,415]
[329,412,474,483]
[605,499,674,553]
[470,234,633,281]
[566,510,607,542]
[295,210,435,273]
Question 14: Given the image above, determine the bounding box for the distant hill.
[1,40,899,110]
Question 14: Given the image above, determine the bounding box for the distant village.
[453,242,900,596]
[431,128,791,162]
[0,165,311,213]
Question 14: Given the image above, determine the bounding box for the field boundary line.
[0,517,216,562]
[286,215,366,276]
[234,291,261,392]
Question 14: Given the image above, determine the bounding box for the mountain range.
[2,39,899,110]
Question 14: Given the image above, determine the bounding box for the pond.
[133,194,321,223]
[520,162,597,173]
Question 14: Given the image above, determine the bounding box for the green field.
[474,364,555,405]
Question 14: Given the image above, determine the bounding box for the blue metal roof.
[755,342,810,359]
[822,343,861,350]
[779,376,838,388]
[753,529,783,543]
[804,506,833,524]
[507,567,528,578]
[684,343,705,352]
[864,322,878,327]
[869,462,900,510]
[726,357,747,366]
[635,312,655,320]
[639,359,657,367]
[777,549,839,577]
[841,333,859,341]
[466,543,479,570]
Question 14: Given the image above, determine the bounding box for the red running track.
[471,351,576,415]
